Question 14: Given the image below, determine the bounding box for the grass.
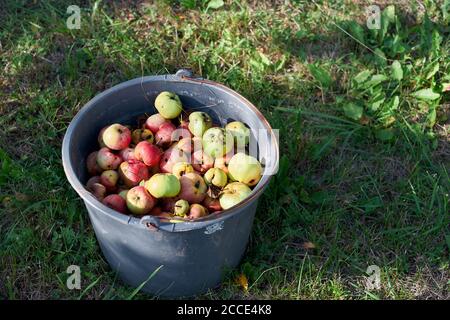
[0,0,449,299]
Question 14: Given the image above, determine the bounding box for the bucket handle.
[139,215,161,230]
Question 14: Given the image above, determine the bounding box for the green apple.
[204,168,228,188]
[145,173,181,198]
[154,91,182,119]
[202,127,234,158]
[225,121,250,148]
[174,199,189,217]
[228,153,262,186]
[219,182,252,210]
[188,112,212,137]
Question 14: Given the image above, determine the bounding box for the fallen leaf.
[300,241,316,250]
[235,274,248,292]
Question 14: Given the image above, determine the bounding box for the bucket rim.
[62,73,279,232]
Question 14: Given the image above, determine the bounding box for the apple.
[159,145,189,173]
[202,127,234,158]
[119,148,136,162]
[202,195,222,212]
[144,173,181,198]
[134,141,163,167]
[228,153,262,186]
[214,151,234,175]
[149,206,163,216]
[87,151,102,175]
[172,161,194,178]
[132,128,154,145]
[188,112,212,137]
[187,204,208,220]
[90,183,107,200]
[102,124,131,150]
[219,182,252,210]
[172,126,192,142]
[154,91,183,119]
[174,199,189,216]
[102,194,127,213]
[225,121,250,149]
[176,137,202,154]
[204,168,228,188]
[192,150,214,173]
[178,172,207,203]
[145,114,170,133]
[118,189,129,200]
[86,176,100,190]
[98,126,107,148]
[118,160,149,187]
[100,170,119,192]
[160,197,178,212]
[126,186,156,215]
[97,147,122,170]
[155,122,176,147]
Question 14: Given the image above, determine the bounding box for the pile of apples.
[85,91,262,221]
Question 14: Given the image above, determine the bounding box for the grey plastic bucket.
[62,69,279,298]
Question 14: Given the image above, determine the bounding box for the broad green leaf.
[389,96,399,111]
[258,52,271,66]
[369,97,385,112]
[308,64,332,87]
[207,0,224,10]
[426,106,437,127]
[383,5,396,22]
[353,70,372,85]
[391,60,403,81]
[343,102,363,120]
[375,128,394,141]
[379,5,395,43]
[373,48,387,66]
[364,74,388,88]
[412,88,440,101]
[426,63,439,80]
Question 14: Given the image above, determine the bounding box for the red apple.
[134,141,163,167]
[87,151,102,175]
[102,124,132,150]
[118,160,149,187]
[159,145,189,173]
[202,195,222,212]
[192,150,214,173]
[100,170,119,192]
[98,126,107,148]
[102,194,127,213]
[214,151,234,174]
[119,148,136,162]
[86,176,101,191]
[187,204,208,220]
[178,172,207,203]
[126,186,156,215]
[149,206,163,216]
[90,183,107,200]
[145,114,170,133]
[155,122,176,147]
[97,147,122,170]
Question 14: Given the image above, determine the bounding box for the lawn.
[0,0,449,299]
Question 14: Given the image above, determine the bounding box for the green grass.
[0,0,449,299]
